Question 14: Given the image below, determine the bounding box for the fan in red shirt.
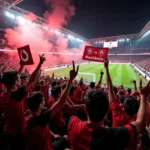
[0,54,46,150]
[24,61,79,150]
[68,58,149,150]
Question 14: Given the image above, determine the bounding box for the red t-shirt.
[41,85,49,102]
[68,116,137,150]
[74,86,83,99]
[48,96,65,129]
[110,101,137,127]
[69,95,81,104]
[0,86,26,135]
[24,110,52,150]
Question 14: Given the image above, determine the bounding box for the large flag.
[17,45,34,65]
[82,46,108,62]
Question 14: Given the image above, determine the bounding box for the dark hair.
[51,86,61,98]
[34,85,41,91]
[113,86,118,95]
[80,81,83,86]
[27,91,44,112]
[119,90,124,96]
[2,71,18,89]
[51,81,57,87]
[85,89,109,122]
[20,74,27,80]
[62,84,66,90]
[120,96,125,104]
[124,96,139,116]
[40,80,45,85]
[127,88,131,94]
[90,82,95,89]
[69,86,75,96]
[57,82,60,86]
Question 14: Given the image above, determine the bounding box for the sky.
[17,0,150,39]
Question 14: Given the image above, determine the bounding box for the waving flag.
[82,46,108,62]
[17,45,34,65]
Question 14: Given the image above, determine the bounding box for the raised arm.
[50,61,79,118]
[18,61,24,75]
[133,80,137,92]
[96,71,104,88]
[131,81,150,133]
[104,58,116,103]
[139,78,143,89]
[25,54,46,90]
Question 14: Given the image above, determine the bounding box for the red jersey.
[48,96,65,129]
[0,86,26,135]
[110,101,137,127]
[68,116,137,150]
[24,110,52,150]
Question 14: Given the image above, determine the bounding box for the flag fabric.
[17,45,34,65]
[82,46,108,62]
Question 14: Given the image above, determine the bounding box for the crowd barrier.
[131,64,150,81]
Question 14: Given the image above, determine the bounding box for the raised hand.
[100,71,104,76]
[133,80,136,84]
[39,54,46,64]
[70,61,79,81]
[52,73,54,79]
[140,81,150,96]
[104,58,109,68]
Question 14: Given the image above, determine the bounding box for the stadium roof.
[1,0,150,43]
[88,21,150,43]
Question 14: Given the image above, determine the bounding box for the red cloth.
[0,87,26,135]
[69,95,81,104]
[68,116,137,150]
[24,116,52,150]
[110,101,136,127]
[48,96,65,129]
[74,86,83,99]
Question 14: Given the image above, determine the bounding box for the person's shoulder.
[11,86,27,101]
[68,116,86,133]
[70,116,81,123]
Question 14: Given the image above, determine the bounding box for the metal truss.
[0,0,23,8]
[0,0,150,42]
[0,0,87,41]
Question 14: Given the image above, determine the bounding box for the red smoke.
[4,0,87,70]
[44,0,75,27]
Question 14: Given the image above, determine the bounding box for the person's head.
[120,96,125,104]
[51,81,57,88]
[27,91,45,113]
[2,70,20,89]
[119,90,124,96]
[62,84,66,90]
[20,74,27,85]
[90,82,95,89]
[123,96,139,116]
[113,86,118,95]
[85,89,109,122]
[40,80,45,86]
[69,86,75,96]
[51,86,61,99]
[127,88,132,94]
[79,81,83,86]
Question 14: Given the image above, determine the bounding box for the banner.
[82,46,108,62]
[104,41,118,48]
[17,45,34,65]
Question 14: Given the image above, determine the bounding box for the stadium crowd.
[0,55,150,150]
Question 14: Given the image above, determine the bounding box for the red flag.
[82,46,108,62]
[17,45,34,65]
